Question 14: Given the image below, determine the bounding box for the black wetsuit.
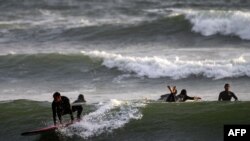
[52,96,74,125]
[176,94,194,102]
[159,94,170,100]
[218,91,238,101]
[166,93,176,102]
[72,99,85,119]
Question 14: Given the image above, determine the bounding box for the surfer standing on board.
[52,92,74,125]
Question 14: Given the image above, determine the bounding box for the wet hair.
[78,94,86,102]
[53,92,61,99]
[224,83,230,87]
[179,89,187,96]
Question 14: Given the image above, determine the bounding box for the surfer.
[52,92,74,125]
[218,83,238,101]
[166,86,177,102]
[159,86,177,101]
[176,89,201,102]
[72,94,86,120]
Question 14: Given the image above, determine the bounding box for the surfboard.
[21,121,75,136]
[71,102,86,106]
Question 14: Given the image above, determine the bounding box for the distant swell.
[172,9,250,40]
[81,50,250,80]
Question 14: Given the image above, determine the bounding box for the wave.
[59,15,190,42]
[81,50,250,80]
[0,53,104,85]
[60,99,145,139]
[1,100,250,141]
[0,99,145,140]
[3,6,250,42]
[1,0,250,9]
[0,53,101,70]
[2,51,250,80]
[171,8,250,40]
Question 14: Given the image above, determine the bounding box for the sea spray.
[59,99,145,139]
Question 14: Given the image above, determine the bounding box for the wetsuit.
[72,99,85,119]
[176,94,194,102]
[159,94,170,100]
[52,96,74,125]
[166,93,176,102]
[218,91,238,101]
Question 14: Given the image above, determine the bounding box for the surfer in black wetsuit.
[176,89,201,102]
[159,86,177,101]
[218,83,238,101]
[52,92,74,125]
[72,94,86,120]
[166,86,177,102]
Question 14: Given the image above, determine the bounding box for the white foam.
[81,50,250,80]
[60,99,145,139]
[37,9,146,29]
[171,8,250,40]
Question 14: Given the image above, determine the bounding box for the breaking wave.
[172,8,250,40]
[60,99,145,139]
[81,50,250,79]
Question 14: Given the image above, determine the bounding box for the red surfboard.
[21,121,75,136]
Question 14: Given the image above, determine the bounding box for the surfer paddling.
[166,86,177,102]
[176,89,201,102]
[159,86,177,101]
[159,86,201,102]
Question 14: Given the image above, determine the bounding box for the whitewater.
[1,0,250,141]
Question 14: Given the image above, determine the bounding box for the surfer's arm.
[186,96,195,101]
[232,92,238,101]
[52,103,57,125]
[66,99,74,122]
[218,93,222,101]
[194,96,201,100]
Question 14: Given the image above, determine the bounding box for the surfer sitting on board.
[218,83,238,101]
[72,94,86,120]
[52,92,74,125]
[176,89,201,102]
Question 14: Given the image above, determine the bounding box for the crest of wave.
[60,99,145,139]
[81,50,250,80]
[171,8,250,40]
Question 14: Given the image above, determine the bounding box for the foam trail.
[81,50,250,80]
[60,99,145,139]
[171,8,250,40]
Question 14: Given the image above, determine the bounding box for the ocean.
[0,0,250,141]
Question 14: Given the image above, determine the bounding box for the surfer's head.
[224,83,230,91]
[180,89,187,96]
[53,92,61,102]
[78,94,86,102]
